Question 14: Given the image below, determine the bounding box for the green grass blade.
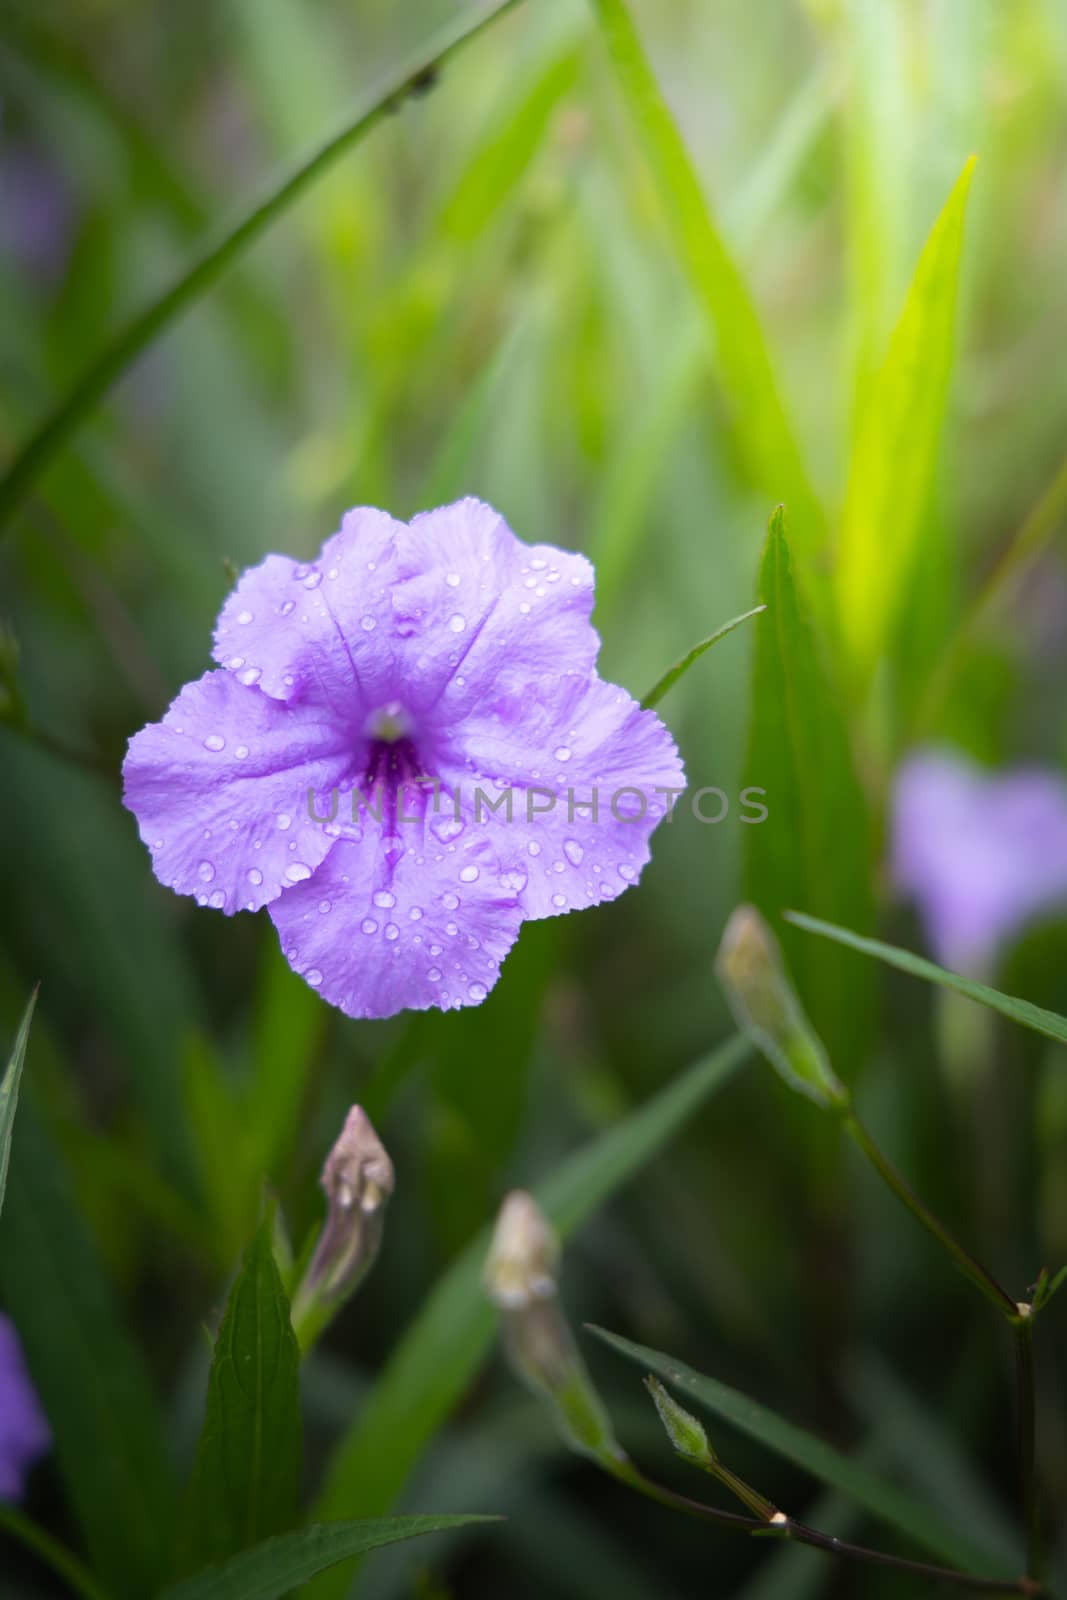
[784,911,1067,1047]
[0,985,37,1218]
[742,508,874,1069]
[0,1097,177,1593]
[175,1218,302,1575]
[306,1034,749,1598]
[162,1517,499,1600]
[588,0,824,553]
[641,605,765,710]
[836,157,976,684]
[0,0,523,535]
[587,1327,1005,1576]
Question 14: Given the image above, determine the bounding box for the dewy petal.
[440,674,685,920]
[212,507,406,707]
[269,829,524,1019]
[388,498,599,719]
[122,670,352,914]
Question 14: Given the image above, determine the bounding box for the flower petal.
[212,507,406,706]
[439,674,685,920]
[122,670,352,914]
[269,828,523,1018]
[388,498,599,720]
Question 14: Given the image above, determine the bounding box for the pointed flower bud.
[716,905,849,1111]
[484,1191,621,1464]
[644,1375,715,1467]
[291,1106,393,1346]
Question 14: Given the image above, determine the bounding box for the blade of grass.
[0,0,524,534]
[306,1034,749,1598]
[588,0,825,554]
[784,911,1067,1047]
[0,1096,177,1593]
[162,1517,499,1600]
[641,605,765,710]
[587,1327,1005,1576]
[836,157,976,687]
[0,985,37,1217]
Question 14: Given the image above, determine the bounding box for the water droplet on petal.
[285,862,312,882]
[228,656,245,670]
[499,868,528,892]
[361,615,376,632]
[319,899,331,914]
[564,839,584,866]
[304,569,322,589]
[552,893,567,908]
[209,889,226,909]
[240,667,261,687]
[204,734,225,752]
[443,892,459,911]
[618,864,636,881]
[468,982,487,1002]
[459,865,479,883]
[410,906,423,920]
[448,613,467,633]
[235,745,249,760]
[237,609,254,625]
[247,867,263,886]
[384,923,399,942]
[554,745,571,762]
[362,918,378,935]
[528,840,541,856]
[280,599,295,616]
[373,890,396,909]
[428,966,442,982]
[306,968,323,987]
[445,572,461,587]
[430,944,443,957]
[276,813,292,831]
[198,860,215,882]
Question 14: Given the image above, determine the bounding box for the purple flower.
[891,748,1067,976]
[123,499,683,1017]
[0,1314,50,1502]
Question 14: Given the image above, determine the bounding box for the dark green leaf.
[0,0,523,534]
[641,606,765,710]
[162,1516,499,1600]
[175,1218,302,1574]
[587,1327,1004,1576]
[785,912,1067,1048]
[0,985,37,1218]
[742,509,874,1069]
[305,1035,749,1599]
[0,1097,177,1593]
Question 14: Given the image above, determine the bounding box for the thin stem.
[842,1111,1018,1319]
[0,1505,111,1600]
[1014,1312,1042,1582]
[604,1456,1039,1595]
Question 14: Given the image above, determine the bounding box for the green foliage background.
[2,1,1067,1595]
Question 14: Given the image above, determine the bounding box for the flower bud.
[716,905,849,1111]
[291,1106,393,1344]
[484,1191,620,1463]
[644,1375,715,1467]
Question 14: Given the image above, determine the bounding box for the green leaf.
[305,1034,750,1598]
[0,1097,177,1593]
[784,911,1067,1048]
[0,985,37,1218]
[836,157,976,684]
[588,0,824,553]
[0,0,522,534]
[175,1218,302,1574]
[162,1516,499,1600]
[742,508,874,1071]
[587,1327,1005,1577]
[641,606,765,710]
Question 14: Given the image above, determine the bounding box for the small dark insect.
[407,64,440,99]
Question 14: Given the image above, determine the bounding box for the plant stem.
[841,1110,1018,1319]
[0,1505,111,1600]
[1014,1310,1042,1582]
[604,1456,1039,1594]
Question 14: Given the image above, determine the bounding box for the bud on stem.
[645,1377,779,1521]
[716,906,849,1111]
[290,1105,394,1350]
[484,1192,622,1464]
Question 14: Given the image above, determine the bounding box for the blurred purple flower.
[0,144,74,286]
[123,498,683,1018]
[0,1314,50,1502]
[892,749,1067,976]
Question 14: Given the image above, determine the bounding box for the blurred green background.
[2,0,1067,1595]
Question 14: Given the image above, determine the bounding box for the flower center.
[364,700,412,744]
